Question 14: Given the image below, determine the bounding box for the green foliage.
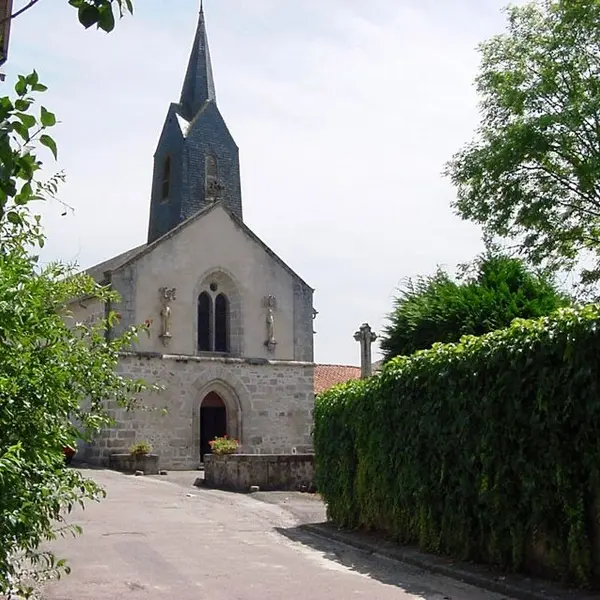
[68,0,133,32]
[0,72,57,228]
[0,75,154,596]
[0,2,137,595]
[381,253,570,360]
[445,0,600,291]
[315,304,600,587]
[0,249,150,596]
[2,1,132,42]
[129,441,152,457]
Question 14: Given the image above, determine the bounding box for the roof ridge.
[316,363,360,369]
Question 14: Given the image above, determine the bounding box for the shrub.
[380,253,570,361]
[129,441,152,457]
[209,436,239,455]
[314,304,600,587]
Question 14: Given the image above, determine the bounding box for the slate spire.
[179,1,216,120]
[147,2,242,243]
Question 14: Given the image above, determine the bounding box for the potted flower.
[204,436,240,489]
[208,435,239,455]
[127,440,159,475]
[130,440,152,458]
[109,440,159,475]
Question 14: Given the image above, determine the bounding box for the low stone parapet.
[108,453,159,475]
[204,454,315,492]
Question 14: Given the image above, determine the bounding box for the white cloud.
[5,0,514,364]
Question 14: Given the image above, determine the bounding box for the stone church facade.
[70,6,315,470]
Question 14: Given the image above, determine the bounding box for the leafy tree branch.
[0,0,133,31]
[445,0,600,291]
[0,3,149,597]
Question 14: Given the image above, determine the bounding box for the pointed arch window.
[197,289,230,353]
[197,292,212,351]
[161,155,171,201]
[214,294,229,352]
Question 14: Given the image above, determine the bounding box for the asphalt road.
[42,469,510,600]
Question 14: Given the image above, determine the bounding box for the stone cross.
[354,323,377,379]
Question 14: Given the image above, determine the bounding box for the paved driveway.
[42,469,509,600]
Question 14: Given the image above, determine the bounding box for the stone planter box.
[109,453,159,475]
[204,453,315,492]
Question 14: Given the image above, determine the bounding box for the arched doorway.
[200,391,227,461]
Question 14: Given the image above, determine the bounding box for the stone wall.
[65,296,105,327]
[82,352,314,471]
[293,281,314,362]
[108,453,159,475]
[204,454,315,492]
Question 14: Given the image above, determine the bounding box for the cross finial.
[354,323,377,379]
[200,0,204,14]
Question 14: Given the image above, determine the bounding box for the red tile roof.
[314,364,361,395]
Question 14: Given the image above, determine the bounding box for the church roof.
[179,3,216,121]
[85,243,146,283]
[169,98,237,146]
[89,201,313,291]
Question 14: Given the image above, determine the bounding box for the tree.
[444,0,600,292]
[380,253,569,360]
[0,3,142,597]
[0,72,155,598]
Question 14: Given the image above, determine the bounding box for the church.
[69,6,315,470]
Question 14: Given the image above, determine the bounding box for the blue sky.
[6,0,518,365]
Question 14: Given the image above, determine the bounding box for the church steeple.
[179,2,216,120]
[147,3,243,244]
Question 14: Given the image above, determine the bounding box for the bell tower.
[147,3,242,243]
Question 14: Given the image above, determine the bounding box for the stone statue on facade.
[159,287,177,346]
[206,179,225,203]
[264,295,277,353]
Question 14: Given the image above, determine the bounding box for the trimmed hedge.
[314,305,600,586]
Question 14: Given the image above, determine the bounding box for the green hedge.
[314,305,600,586]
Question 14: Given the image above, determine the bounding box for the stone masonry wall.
[293,281,314,362]
[204,454,315,492]
[84,353,314,471]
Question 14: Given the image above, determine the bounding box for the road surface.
[42,469,509,600]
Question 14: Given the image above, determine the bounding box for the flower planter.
[109,453,159,475]
[204,453,315,492]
